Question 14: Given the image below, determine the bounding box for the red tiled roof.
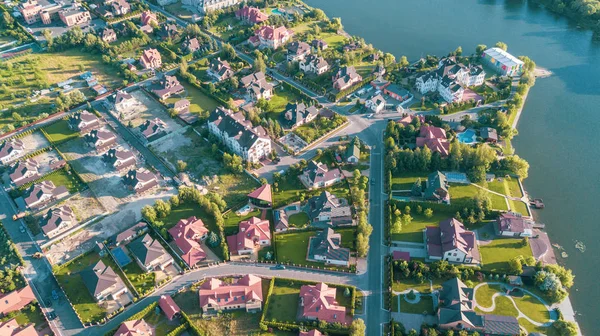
[248,184,272,203]
[0,285,36,315]
[299,330,323,336]
[392,251,411,261]
[0,318,37,336]
[227,217,271,255]
[416,125,449,156]
[198,275,263,310]
[114,319,153,336]
[299,283,347,324]
[168,216,208,266]
[158,295,180,320]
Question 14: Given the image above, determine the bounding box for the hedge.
[328,74,376,102]
[181,311,205,336]
[166,323,190,336]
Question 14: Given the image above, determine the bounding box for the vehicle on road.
[275,264,286,270]
[19,225,25,233]
[51,290,59,300]
[368,114,374,118]
[12,212,26,220]
[46,312,56,320]
[33,252,43,259]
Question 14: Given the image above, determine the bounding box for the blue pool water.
[445,172,469,184]
[112,247,131,267]
[271,8,284,15]
[457,129,476,144]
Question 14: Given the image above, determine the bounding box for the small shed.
[507,275,523,286]
[392,251,411,262]
[480,127,498,143]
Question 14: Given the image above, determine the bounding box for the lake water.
[304,0,600,333]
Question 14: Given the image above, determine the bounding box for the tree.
[141,205,157,223]
[344,287,351,297]
[500,155,530,179]
[356,233,369,257]
[552,319,579,336]
[349,318,366,336]
[398,55,409,68]
[154,200,171,218]
[312,8,326,20]
[207,232,219,247]
[454,46,463,56]
[476,44,487,56]
[2,11,15,28]
[424,208,433,218]
[177,160,187,172]
[495,41,508,51]
[253,51,266,73]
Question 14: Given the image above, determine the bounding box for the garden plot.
[57,131,138,212]
[45,187,176,265]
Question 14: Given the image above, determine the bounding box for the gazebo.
[248,184,272,208]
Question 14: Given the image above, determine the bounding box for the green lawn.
[391,294,399,312]
[474,284,503,308]
[391,278,444,294]
[163,2,194,20]
[390,210,451,243]
[449,183,508,211]
[272,51,286,63]
[3,303,48,333]
[275,228,355,270]
[391,172,427,190]
[273,173,349,209]
[519,318,559,336]
[409,100,436,112]
[42,119,79,144]
[121,257,155,296]
[513,293,550,323]
[161,201,216,232]
[165,80,220,122]
[141,305,180,335]
[207,15,242,42]
[320,32,345,49]
[265,87,309,120]
[475,295,518,317]
[54,253,107,323]
[479,238,533,273]
[264,279,300,323]
[40,168,84,193]
[288,212,309,228]
[511,200,529,216]
[399,295,434,315]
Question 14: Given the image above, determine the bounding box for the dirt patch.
[20,131,51,152]
[112,90,150,121]
[45,186,176,265]
[125,90,179,130]
[32,150,62,175]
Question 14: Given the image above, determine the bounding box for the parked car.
[19,225,25,233]
[51,290,59,300]
[275,264,286,270]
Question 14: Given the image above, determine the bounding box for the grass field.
[513,292,551,323]
[391,172,427,190]
[223,208,262,235]
[165,80,220,122]
[275,228,355,269]
[161,201,217,232]
[399,295,434,315]
[42,168,84,193]
[42,119,79,144]
[139,304,181,335]
[449,183,508,211]
[391,278,444,294]
[512,200,530,216]
[288,212,309,228]
[475,295,518,317]
[519,318,558,336]
[320,32,346,49]
[121,257,155,295]
[409,100,436,111]
[273,173,350,209]
[264,280,300,323]
[164,2,194,20]
[265,87,310,121]
[479,238,533,273]
[390,210,451,243]
[54,253,108,323]
[474,284,503,308]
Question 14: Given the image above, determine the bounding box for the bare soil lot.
[5,131,50,163]
[32,150,63,175]
[57,127,139,212]
[45,186,176,265]
[126,90,181,130]
[112,90,149,121]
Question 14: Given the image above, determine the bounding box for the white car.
[368,114,374,118]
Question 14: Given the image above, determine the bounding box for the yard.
[288,212,309,228]
[165,80,220,122]
[475,295,518,317]
[163,2,194,21]
[162,201,217,232]
[41,119,79,144]
[121,258,155,296]
[399,295,434,315]
[29,168,84,194]
[54,253,108,323]
[223,208,262,235]
[263,279,300,324]
[409,100,437,112]
[474,284,503,307]
[138,304,181,335]
[265,87,310,121]
[273,173,350,209]
[391,172,428,190]
[479,238,533,273]
[449,183,508,211]
[390,210,451,243]
[208,15,243,42]
[274,228,355,270]
[1,303,48,334]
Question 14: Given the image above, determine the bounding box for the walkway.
[472,282,555,328]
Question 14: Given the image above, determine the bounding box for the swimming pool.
[457,129,477,144]
[271,8,284,15]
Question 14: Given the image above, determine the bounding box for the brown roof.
[0,285,36,315]
[114,319,153,336]
[158,295,180,320]
[0,318,37,336]
[299,283,347,324]
[40,205,74,235]
[81,260,124,297]
[247,184,272,203]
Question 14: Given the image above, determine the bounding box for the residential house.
[437,278,520,335]
[9,158,40,186]
[425,218,480,264]
[109,0,130,16]
[287,41,311,62]
[299,161,344,189]
[159,24,179,41]
[158,295,180,321]
[227,217,271,256]
[168,216,209,267]
[415,56,485,103]
[383,83,411,101]
[103,147,136,171]
[19,0,45,25]
[114,319,153,336]
[299,55,329,75]
[482,48,524,77]
[392,251,411,262]
[181,36,201,54]
[299,283,347,324]
[140,10,158,26]
[173,99,190,114]
[0,139,25,165]
[241,72,273,101]
[496,212,533,237]
[128,233,174,272]
[311,39,328,50]
[194,0,239,13]
[68,110,100,134]
[139,118,167,142]
[152,74,185,100]
[365,93,386,113]
[332,66,362,91]
[345,142,360,163]
[235,6,268,24]
[308,228,350,266]
[0,285,36,315]
[123,169,158,194]
[23,181,69,209]
[247,183,272,207]
[85,129,117,152]
[81,260,128,302]
[39,205,75,238]
[424,171,449,203]
[480,127,498,143]
[114,90,136,112]
[416,125,450,157]
[251,25,293,49]
[59,7,91,27]
[139,48,162,70]
[0,318,37,336]
[198,274,263,313]
[115,222,147,246]
[207,58,234,82]
[207,107,272,163]
[283,102,319,129]
[101,28,117,43]
[304,191,352,227]
[396,114,425,127]
[273,209,289,232]
[300,331,322,336]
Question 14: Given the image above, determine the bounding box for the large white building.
[208,107,272,163]
[415,57,485,103]
[482,47,524,77]
[181,0,239,13]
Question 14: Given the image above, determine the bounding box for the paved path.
[472,282,555,328]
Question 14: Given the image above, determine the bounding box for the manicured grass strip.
[479,238,533,273]
[399,295,434,315]
[513,293,550,324]
[42,120,79,144]
[122,260,155,296]
[475,295,519,317]
[474,284,503,308]
[264,280,300,323]
[391,294,399,312]
[391,172,428,190]
[390,211,452,244]
[512,201,529,216]
[288,212,309,228]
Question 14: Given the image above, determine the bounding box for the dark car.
[51,290,59,300]
[275,264,286,270]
